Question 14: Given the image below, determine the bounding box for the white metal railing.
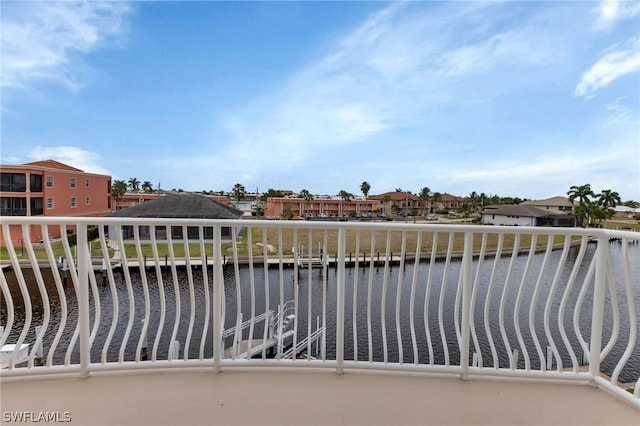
[1,217,638,408]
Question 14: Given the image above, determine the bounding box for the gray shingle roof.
[481,205,566,218]
[108,193,242,219]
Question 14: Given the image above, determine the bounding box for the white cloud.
[0,1,131,90]
[206,1,569,188]
[593,0,640,30]
[437,28,558,77]
[575,38,640,97]
[27,146,112,176]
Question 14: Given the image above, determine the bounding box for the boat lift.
[293,244,329,268]
[222,301,324,359]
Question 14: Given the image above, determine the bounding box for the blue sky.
[2,1,639,201]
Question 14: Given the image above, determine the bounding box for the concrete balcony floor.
[1,368,638,426]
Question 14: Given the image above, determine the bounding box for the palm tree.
[232,183,245,206]
[338,190,353,218]
[568,184,597,227]
[431,192,442,213]
[142,181,153,193]
[570,201,601,228]
[468,191,479,213]
[419,187,431,215]
[111,180,128,209]
[360,181,371,199]
[479,193,487,209]
[567,184,595,204]
[460,203,472,221]
[597,189,621,209]
[597,189,621,228]
[299,189,313,217]
[128,177,140,192]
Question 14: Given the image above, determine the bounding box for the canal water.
[2,242,638,382]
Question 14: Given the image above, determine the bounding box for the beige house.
[520,196,573,212]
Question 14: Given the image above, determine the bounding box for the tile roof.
[22,159,84,171]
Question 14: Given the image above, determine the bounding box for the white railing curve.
[0,217,638,409]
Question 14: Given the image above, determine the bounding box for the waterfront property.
[480,204,573,226]
[0,217,639,424]
[0,160,112,246]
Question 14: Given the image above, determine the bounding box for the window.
[70,178,77,189]
[47,198,54,209]
[46,176,53,187]
[31,197,43,216]
[0,197,27,216]
[71,197,77,208]
[85,196,91,205]
[0,173,27,192]
[30,174,43,192]
[85,179,90,187]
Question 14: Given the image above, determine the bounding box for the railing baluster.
[336,227,346,373]
[438,232,454,367]
[277,227,284,358]
[409,231,421,365]
[499,232,519,370]
[588,235,609,384]
[260,228,270,360]
[30,224,52,368]
[321,229,328,361]
[484,232,504,369]
[395,231,406,364]
[460,231,473,380]
[559,235,588,373]
[424,231,438,365]
[61,223,80,367]
[529,234,553,371]
[514,234,536,371]
[77,223,91,377]
[352,230,361,362]
[292,228,299,363]
[381,231,391,364]
[166,226,181,362]
[610,239,637,385]
[367,230,375,363]
[470,232,487,369]
[134,225,151,363]
[544,235,571,372]
[182,225,196,361]
[213,225,224,372]
[199,225,211,360]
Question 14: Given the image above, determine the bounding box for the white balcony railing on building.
[1,217,638,409]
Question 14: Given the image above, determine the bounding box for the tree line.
[111,178,636,224]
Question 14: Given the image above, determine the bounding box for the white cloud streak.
[27,146,111,176]
[593,0,640,30]
[575,38,640,97]
[206,2,566,188]
[1,1,131,90]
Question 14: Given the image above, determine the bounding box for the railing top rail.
[2,216,638,240]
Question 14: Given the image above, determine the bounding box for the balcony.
[1,217,639,425]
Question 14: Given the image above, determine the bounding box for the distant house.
[481,204,572,227]
[107,193,242,240]
[368,192,423,216]
[520,196,573,212]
